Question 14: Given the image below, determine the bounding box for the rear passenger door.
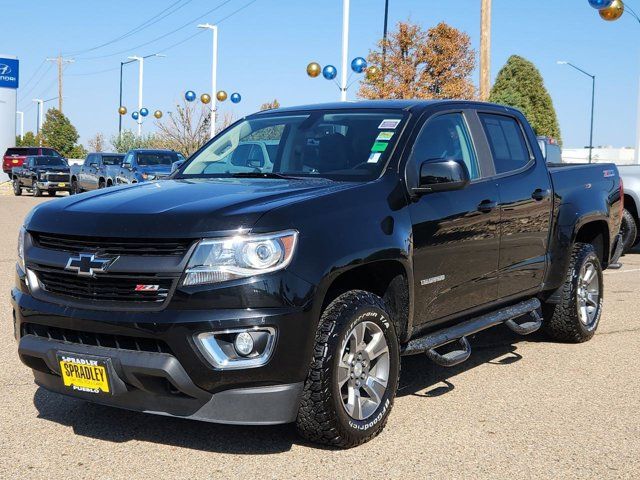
[408,110,501,325]
[478,112,553,299]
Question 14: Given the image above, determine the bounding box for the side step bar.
[402,298,542,366]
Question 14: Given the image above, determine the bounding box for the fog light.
[234,332,254,356]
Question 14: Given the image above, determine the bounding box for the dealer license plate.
[57,353,111,394]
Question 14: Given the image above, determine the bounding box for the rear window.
[479,114,531,174]
[6,148,38,156]
[102,155,124,165]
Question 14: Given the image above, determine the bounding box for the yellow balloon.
[306,62,321,78]
[599,0,624,21]
[201,93,211,104]
[153,110,163,119]
[118,106,127,115]
[216,90,228,102]
[366,65,380,79]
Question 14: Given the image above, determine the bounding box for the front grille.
[31,232,193,256]
[22,323,172,354]
[46,173,70,183]
[32,264,173,304]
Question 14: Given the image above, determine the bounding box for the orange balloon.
[366,65,380,79]
[201,93,211,104]
[306,62,321,78]
[118,106,127,115]
[599,0,624,21]
[216,90,228,102]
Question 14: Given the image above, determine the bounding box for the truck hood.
[26,177,358,238]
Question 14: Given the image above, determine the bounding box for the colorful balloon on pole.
[351,57,367,73]
[140,108,149,117]
[216,90,228,102]
[588,0,614,8]
[201,93,211,104]
[118,106,127,115]
[230,92,241,104]
[131,111,139,120]
[153,110,163,119]
[366,65,380,79]
[306,62,321,78]
[599,0,624,20]
[185,90,196,102]
[322,65,337,80]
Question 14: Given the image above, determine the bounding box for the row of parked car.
[4,147,185,196]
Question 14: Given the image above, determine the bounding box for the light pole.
[32,99,44,136]
[480,0,492,100]
[558,61,596,163]
[16,111,24,141]
[198,23,218,139]
[127,53,165,136]
[119,58,136,135]
[340,0,350,101]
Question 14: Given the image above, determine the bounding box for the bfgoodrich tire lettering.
[296,290,400,448]
[543,242,603,343]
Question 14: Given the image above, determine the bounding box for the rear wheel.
[71,178,81,195]
[12,178,21,196]
[296,290,400,448]
[98,179,105,189]
[543,243,603,343]
[620,208,638,254]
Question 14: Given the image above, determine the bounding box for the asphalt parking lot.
[1,189,639,479]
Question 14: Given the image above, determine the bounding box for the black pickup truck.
[13,101,623,448]
[12,155,71,196]
[69,152,125,193]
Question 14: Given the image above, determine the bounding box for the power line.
[18,63,54,106]
[76,0,236,60]
[63,0,196,56]
[19,59,46,91]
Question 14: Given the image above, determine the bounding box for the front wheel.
[47,190,57,196]
[620,208,638,254]
[296,290,400,448]
[12,178,22,196]
[543,243,603,343]
[32,183,42,197]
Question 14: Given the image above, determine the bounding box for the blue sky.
[3,0,640,148]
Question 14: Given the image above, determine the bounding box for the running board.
[401,298,542,365]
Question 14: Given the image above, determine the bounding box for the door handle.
[531,188,550,201]
[477,200,497,213]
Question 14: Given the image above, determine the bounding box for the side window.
[123,153,133,167]
[84,154,94,166]
[410,113,480,180]
[479,114,531,174]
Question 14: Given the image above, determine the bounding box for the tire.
[47,190,57,196]
[71,179,80,195]
[620,208,638,254]
[98,180,105,189]
[296,290,400,448]
[543,243,603,343]
[12,178,21,196]
[32,183,42,197]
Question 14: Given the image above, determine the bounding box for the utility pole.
[198,23,218,139]
[46,55,74,112]
[382,0,389,59]
[340,0,350,101]
[479,0,492,101]
[16,111,24,141]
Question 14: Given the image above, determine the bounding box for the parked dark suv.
[3,147,62,175]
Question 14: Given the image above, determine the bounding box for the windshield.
[137,152,177,166]
[34,157,66,167]
[180,111,406,181]
[103,155,124,165]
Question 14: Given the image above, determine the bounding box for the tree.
[489,55,562,143]
[15,131,39,147]
[154,101,211,157]
[88,132,106,152]
[260,99,280,111]
[109,130,158,153]
[40,108,85,157]
[358,21,476,100]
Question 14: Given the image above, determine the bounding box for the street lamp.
[198,23,218,139]
[125,53,165,136]
[16,111,24,141]
[557,60,596,163]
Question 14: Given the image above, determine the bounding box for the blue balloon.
[131,111,139,120]
[139,108,149,117]
[588,0,614,9]
[230,92,241,104]
[322,65,337,80]
[351,57,367,73]
[185,90,196,102]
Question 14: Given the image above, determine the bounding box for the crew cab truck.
[111,149,184,185]
[70,152,125,193]
[12,155,71,196]
[13,101,623,448]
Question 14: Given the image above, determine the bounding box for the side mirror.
[413,159,470,194]
[89,162,98,168]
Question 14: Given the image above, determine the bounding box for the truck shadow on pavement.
[31,324,539,453]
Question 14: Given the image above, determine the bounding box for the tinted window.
[42,148,60,157]
[102,155,124,165]
[123,153,133,167]
[34,157,66,167]
[411,113,480,180]
[7,148,38,156]
[84,154,95,166]
[479,114,531,174]
[137,152,177,166]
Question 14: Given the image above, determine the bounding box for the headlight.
[182,230,298,286]
[17,226,25,272]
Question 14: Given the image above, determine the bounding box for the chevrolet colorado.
[13,101,623,448]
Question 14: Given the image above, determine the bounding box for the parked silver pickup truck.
[619,165,640,253]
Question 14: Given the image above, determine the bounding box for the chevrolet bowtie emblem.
[65,253,118,277]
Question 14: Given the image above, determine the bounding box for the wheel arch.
[574,219,610,268]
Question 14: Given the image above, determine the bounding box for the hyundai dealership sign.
[0,57,19,89]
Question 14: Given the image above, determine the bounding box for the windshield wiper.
[230,172,303,180]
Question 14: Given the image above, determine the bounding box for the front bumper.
[35,181,71,191]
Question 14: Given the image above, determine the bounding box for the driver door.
[408,111,501,326]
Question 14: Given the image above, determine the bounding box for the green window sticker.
[371,141,388,153]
